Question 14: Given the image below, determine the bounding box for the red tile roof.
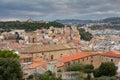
[32,58,42,62]
[28,58,48,69]
[57,52,98,63]
[103,50,120,58]
[56,62,64,67]
[28,62,41,69]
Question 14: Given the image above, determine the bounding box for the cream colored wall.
[101,56,120,65]
[44,49,77,59]
[30,48,77,59]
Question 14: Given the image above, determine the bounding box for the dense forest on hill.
[0,21,64,32]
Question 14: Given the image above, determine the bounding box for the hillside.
[0,21,64,32]
[0,17,120,32]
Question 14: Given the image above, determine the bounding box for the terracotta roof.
[56,62,64,67]
[28,58,48,69]
[33,58,42,62]
[103,50,120,58]
[57,52,98,63]
[28,62,41,69]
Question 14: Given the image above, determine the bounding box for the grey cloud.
[0,0,120,21]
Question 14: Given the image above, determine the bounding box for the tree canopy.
[93,62,117,77]
[0,50,19,58]
[0,21,64,32]
[0,58,23,80]
[83,64,94,73]
[66,63,84,71]
[0,50,22,80]
[79,28,93,41]
[28,70,62,80]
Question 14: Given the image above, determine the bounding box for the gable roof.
[57,52,98,63]
[103,50,120,58]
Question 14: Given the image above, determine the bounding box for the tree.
[38,70,62,80]
[83,64,94,80]
[99,62,117,76]
[0,21,64,32]
[93,68,101,77]
[0,50,19,58]
[93,62,117,77]
[0,50,22,80]
[79,28,93,41]
[83,64,94,73]
[0,58,23,80]
[66,63,84,71]
[77,71,86,80]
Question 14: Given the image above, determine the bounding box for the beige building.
[101,50,120,65]
[57,52,101,71]
[18,43,78,60]
[56,50,120,72]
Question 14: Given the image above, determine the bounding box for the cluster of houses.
[0,25,80,50]
[80,25,120,51]
[0,24,120,79]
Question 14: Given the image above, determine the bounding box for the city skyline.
[0,0,120,21]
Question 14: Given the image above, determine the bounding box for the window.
[111,59,113,62]
[60,54,63,57]
[24,58,30,62]
[51,55,54,60]
[32,38,35,43]
[42,52,44,55]
[91,60,93,63]
[87,57,88,60]
[91,56,93,58]
[83,59,84,61]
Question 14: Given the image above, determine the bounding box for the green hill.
[0,21,64,32]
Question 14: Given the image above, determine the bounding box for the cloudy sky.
[0,0,120,21]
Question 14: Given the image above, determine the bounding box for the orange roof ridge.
[103,50,120,58]
[57,52,98,63]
